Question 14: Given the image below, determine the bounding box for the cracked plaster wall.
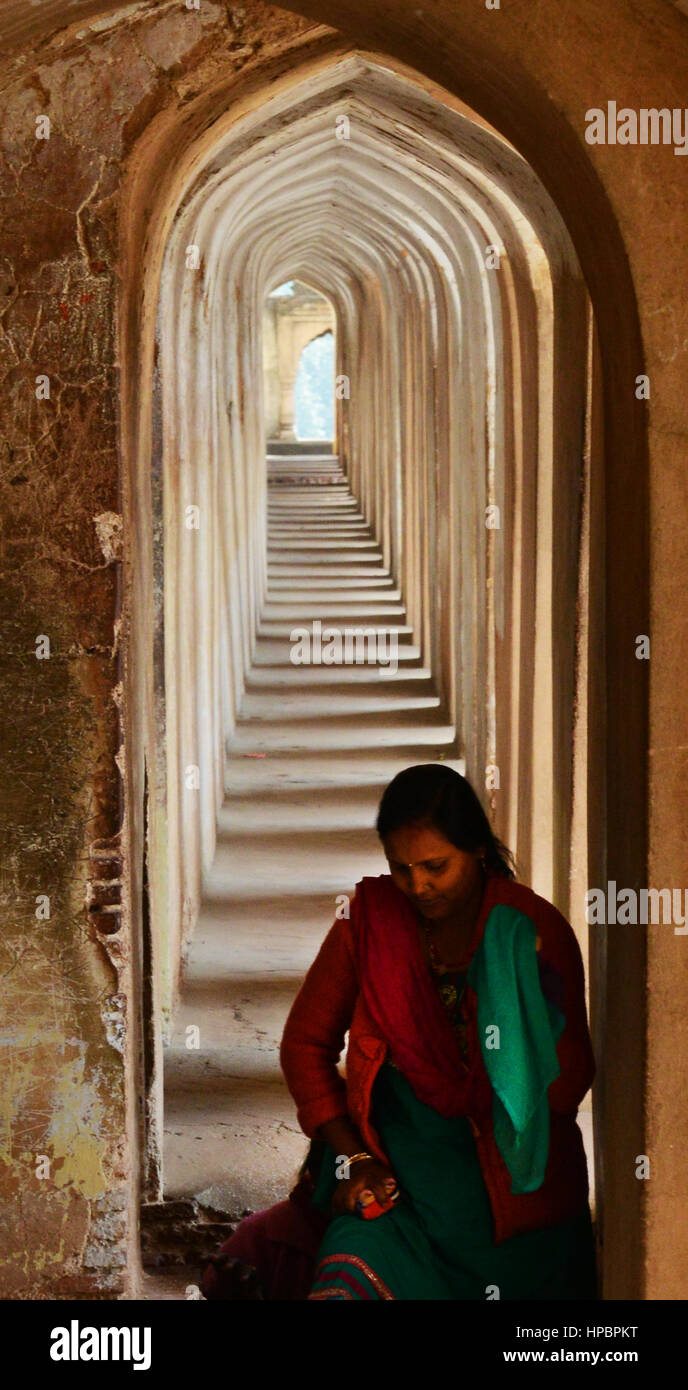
[0,0,316,1299]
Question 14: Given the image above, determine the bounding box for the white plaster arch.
[123,53,600,1244]
[153,56,590,1026]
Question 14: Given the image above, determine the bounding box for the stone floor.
[140,1268,206,1301]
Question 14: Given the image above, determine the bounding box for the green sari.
[308,908,597,1301]
[309,1061,597,1301]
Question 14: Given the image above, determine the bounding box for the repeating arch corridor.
[135,51,602,1261]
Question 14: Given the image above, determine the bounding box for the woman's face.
[383,821,484,922]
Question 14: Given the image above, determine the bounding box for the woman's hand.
[332,1157,398,1216]
[313,1118,399,1217]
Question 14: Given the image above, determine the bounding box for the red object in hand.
[355,1186,399,1219]
[360,1197,393,1220]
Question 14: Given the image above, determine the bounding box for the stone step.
[214,785,386,834]
[204,828,388,898]
[238,689,440,720]
[267,578,398,595]
[267,587,400,605]
[179,891,346,975]
[223,748,464,795]
[260,602,406,621]
[267,531,374,543]
[267,460,342,471]
[268,510,365,518]
[266,507,371,516]
[168,971,305,1050]
[268,474,346,487]
[268,552,384,569]
[163,1075,308,1214]
[267,504,360,515]
[267,524,371,536]
[268,535,381,548]
[268,558,389,575]
[267,511,362,521]
[268,516,364,522]
[266,441,334,455]
[266,487,351,500]
[228,715,456,754]
[267,496,351,504]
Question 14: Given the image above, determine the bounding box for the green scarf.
[466,904,565,1194]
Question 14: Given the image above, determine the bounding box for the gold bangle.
[345,1152,374,1172]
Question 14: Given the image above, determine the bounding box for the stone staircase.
[162,448,462,1217]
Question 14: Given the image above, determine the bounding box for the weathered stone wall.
[0,32,126,1295]
[0,0,317,1299]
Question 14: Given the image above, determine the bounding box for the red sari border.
[311,1251,396,1300]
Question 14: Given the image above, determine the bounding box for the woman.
[202,763,597,1301]
[280,763,597,1301]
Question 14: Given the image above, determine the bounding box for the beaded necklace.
[423,924,471,1063]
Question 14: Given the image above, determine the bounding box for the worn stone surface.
[0,0,317,1299]
[140,1198,235,1267]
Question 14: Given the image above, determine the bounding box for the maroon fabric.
[201,1178,328,1301]
[355,872,504,1118]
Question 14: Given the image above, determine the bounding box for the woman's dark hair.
[376,763,516,879]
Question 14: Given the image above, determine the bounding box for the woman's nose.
[408,868,428,895]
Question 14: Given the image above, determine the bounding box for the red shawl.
[353,872,503,1118]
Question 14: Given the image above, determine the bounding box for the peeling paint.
[0,0,316,1298]
[47,1052,108,1198]
[102,993,127,1054]
[94,511,123,563]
